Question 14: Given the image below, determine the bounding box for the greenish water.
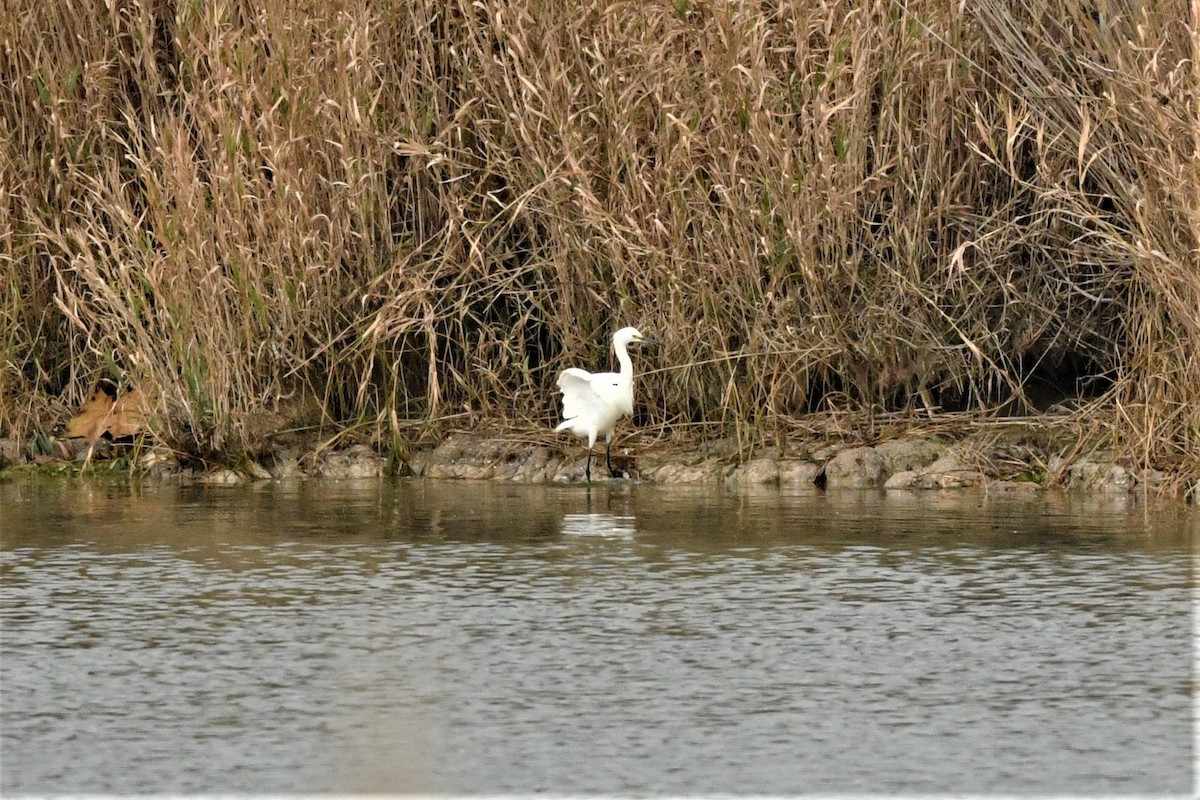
[0,479,1195,795]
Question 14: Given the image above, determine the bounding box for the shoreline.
[2,422,1193,503]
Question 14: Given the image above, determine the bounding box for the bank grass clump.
[2,0,1198,489]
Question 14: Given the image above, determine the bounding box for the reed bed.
[2,0,1197,485]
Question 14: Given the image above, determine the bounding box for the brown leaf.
[66,389,148,441]
[109,389,148,438]
[66,391,115,440]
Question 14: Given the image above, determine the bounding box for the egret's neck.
[614,341,634,381]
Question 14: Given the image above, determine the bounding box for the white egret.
[555,326,654,482]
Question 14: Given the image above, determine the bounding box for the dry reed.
[1,0,1197,486]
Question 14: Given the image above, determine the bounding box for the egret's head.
[614,326,657,348]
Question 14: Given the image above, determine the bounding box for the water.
[1,478,1194,795]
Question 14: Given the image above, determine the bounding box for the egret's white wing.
[557,368,603,423]
[557,368,594,391]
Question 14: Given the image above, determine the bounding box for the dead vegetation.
[2,0,1198,489]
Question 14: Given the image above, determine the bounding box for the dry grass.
[2,0,1197,487]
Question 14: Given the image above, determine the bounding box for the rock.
[426,462,494,480]
[724,456,822,489]
[1066,460,1134,493]
[921,470,988,488]
[267,448,303,479]
[404,450,429,477]
[986,480,1040,495]
[510,446,551,482]
[922,450,971,475]
[1097,464,1135,493]
[640,459,723,484]
[912,465,988,491]
[0,438,20,467]
[65,438,112,461]
[315,445,385,478]
[139,447,181,477]
[728,458,780,487]
[778,460,821,488]
[824,446,887,488]
[416,433,539,481]
[551,457,592,483]
[419,433,475,470]
[874,438,947,473]
[886,445,989,488]
[1138,468,1164,488]
[809,443,841,462]
[902,446,990,488]
[884,470,919,489]
[199,468,244,485]
[244,460,273,481]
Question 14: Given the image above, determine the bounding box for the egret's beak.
[637,334,660,347]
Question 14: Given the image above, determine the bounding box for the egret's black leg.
[606,440,615,478]
[585,449,592,483]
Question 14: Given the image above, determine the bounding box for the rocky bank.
[0,427,1188,499]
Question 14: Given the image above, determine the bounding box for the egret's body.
[555,327,650,481]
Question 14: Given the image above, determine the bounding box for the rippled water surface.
[1,479,1195,795]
